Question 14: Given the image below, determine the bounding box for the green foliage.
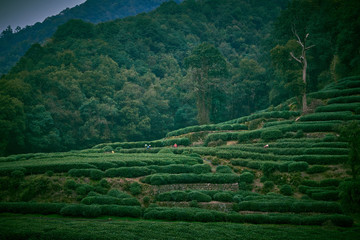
[339,180,360,212]
[129,182,142,196]
[288,161,308,172]
[0,0,289,156]
[216,165,233,174]
[261,129,283,141]
[336,121,360,179]
[306,165,328,174]
[11,170,24,179]
[213,192,233,202]
[280,184,293,196]
[143,173,240,185]
[239,172,254,184]
[188,191,212,202]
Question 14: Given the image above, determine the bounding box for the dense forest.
[0,0,183,76]
[0,0,359,156]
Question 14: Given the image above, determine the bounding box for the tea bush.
[261,129,283,141]
[280,184,293,196]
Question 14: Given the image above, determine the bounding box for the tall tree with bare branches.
[289,27,315,113]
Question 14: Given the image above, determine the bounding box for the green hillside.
[0,0,289,156]
[1,0,359,157]
[1,76,360,239]
[0,0,183,76]
[1,0,360,238]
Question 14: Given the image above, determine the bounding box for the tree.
[289,27,315,113]
[337,121,360,180]
[185,42,227,124]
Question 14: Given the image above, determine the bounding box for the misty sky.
[0,0,86,32]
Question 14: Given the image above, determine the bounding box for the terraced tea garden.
[1,76,360,239]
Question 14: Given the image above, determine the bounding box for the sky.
[0,0,86,32]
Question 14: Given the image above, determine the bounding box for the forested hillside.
[0,0,288,155]
[0,0,359,157]
[0,0,183,76]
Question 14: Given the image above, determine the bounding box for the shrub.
[262,162,278,177]
[280,184,293,196]
[320,179,340,187]
[216,165,233,174]
[76,184,94,196]
[82,205,102,218]
[310,190,340,201]
[213,192,233,202]
[299,111,354,121]
[129,182,142,196]
[261,129,283,141]
[239,172,254,184]
[90,169,105,180]
[185,200,197,208]
[195,212,215,222]
[339,180,360,212]
[306,165,328,174]
[11,170,24,179]
[60,204,86,217]
[65,180,78,190]
[170,191,187,202]
[107,189,132,199]
[81,195,121,205]
[105,167,152,178]
[99,179,110,188]
[149,175,167,185]
[188,191,212,202]
[158,148,174,154]
[288,161,309,172]
[0,202,65,215]
[192,164,212,174]
[263,181,275,192]
[100,205,142,218]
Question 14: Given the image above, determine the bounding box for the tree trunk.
[302,51,308,113]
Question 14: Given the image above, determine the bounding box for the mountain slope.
[0,76,359,236]
[0,0,183,76]
[0,0,287,156]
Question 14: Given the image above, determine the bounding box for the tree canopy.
[0,0,359,156]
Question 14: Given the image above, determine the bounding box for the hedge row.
[299,111,360,121]
[231,160,309,173]
[266,140,348,149]
[0,202,143,218]
[81,195,141,206]
[93,138,191,150]
[263,120,294,128]
[156,190,260,203]
[308,87,360,99]
[222,146,349,156]
[166,124,247,137]
[219,149,347,164]
[141,173,245,185]
[321,76,360,91]
[0,202,353,226]
[315,103,360,113]
[143,207,352,227]
[205,121,341,144]
[68,164,211,179]
[278,122,337,133]
[236,200,342,213]
[0,155,203,177]
[301,178,341,187]
[328,95,360,104]
[224,111,300,124]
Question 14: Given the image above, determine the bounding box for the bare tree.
[290,27,315,113]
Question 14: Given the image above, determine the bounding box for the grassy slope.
[1,76,360,239]
[1,214,360,240]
